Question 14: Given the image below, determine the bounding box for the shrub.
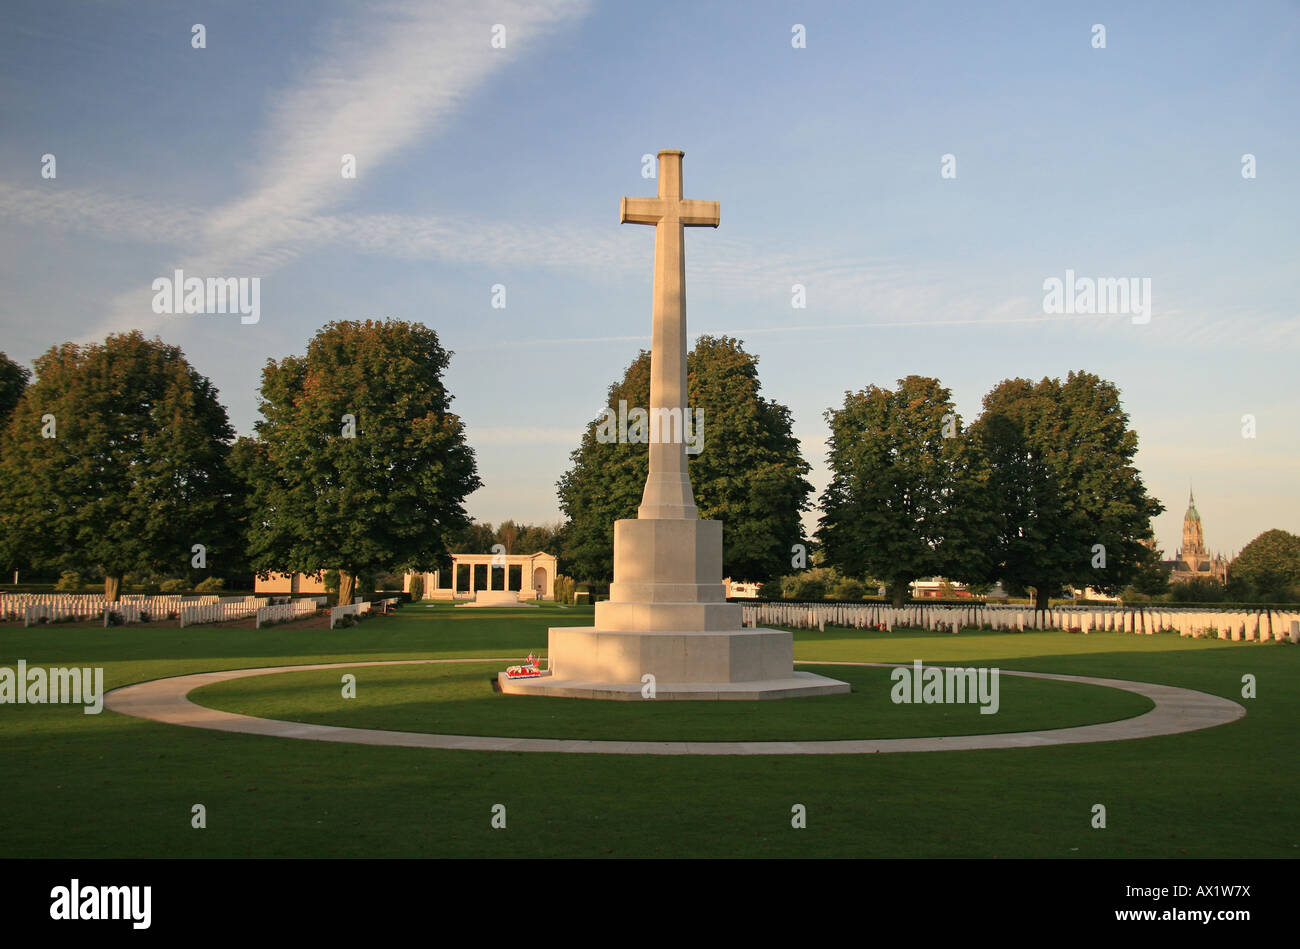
[194,576,226,594]
[553,574,575,604]
[160,578,187,594]
[408,574,424,601]
[54,570,82,592]
[782,569,833,601]
[831,577,867,601]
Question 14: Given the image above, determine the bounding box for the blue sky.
[1,0,1296,558]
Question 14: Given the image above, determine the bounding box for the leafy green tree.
[782,568,834,601]
[450,522,497,555]
[1129,539,1172,596]
[818,376,990,607]
[1169,577,1227,603]
[244,319,480,606]
[558,337,812,583]
[54,570,82,592]
[0,353,32,577]
[1231,529,1300,600]
[831,576,867,601]
[557,352,651,582]
[496,520,519,555]
[969,372,1163,611]
[0,352,29,429]
[0,332,239,601]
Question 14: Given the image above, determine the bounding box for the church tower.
[1181,489,1205,558]
[1168,487,1228,584]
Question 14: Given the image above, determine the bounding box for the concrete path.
[103,659,1245,756]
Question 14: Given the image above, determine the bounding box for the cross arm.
[620,196,664,225]
[678,199,720,228]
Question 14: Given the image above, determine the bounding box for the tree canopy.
[243,319,480,604]
[557,336,813,583]
[0,352,29,429]
[1230,529,1300,600]
[817,376,991,606]
[0,332,238,600]
[968,372,1163,609]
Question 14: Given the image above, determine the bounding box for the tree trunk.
[1033,586,1050,613]
[337,570,356,606]
[104,575,121,603]
[890,582,907,608]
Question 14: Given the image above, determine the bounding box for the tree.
[968,372,1164,611]
[450,522,497,555]
[817,376,989,607]
[244,319,480,605]
[783,568,834,601]
[1128,539,1171,597]
[0,352,32,576]
[1169,577,1227,603]
[496,520,519,555]
[556,352,651,582]
[0,332,239,601]
[0,352,29,429]
[557,336,813,583]
[1231,529,1300,600]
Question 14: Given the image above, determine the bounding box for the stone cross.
[620,149,719,520]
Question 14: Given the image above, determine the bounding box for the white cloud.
[42,0,593,341]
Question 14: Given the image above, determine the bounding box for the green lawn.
[190,661,1152,741]
[0,604,1295,858]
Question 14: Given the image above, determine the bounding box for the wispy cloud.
[21,0,593,341]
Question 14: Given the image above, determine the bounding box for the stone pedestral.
[499,518,850,700]
[456,590,537,609]
[596,518,740,632]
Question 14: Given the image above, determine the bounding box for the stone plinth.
[551,627,791,683]
[497,668,849,701]
[595,518,741,631]
[456,590,537,609]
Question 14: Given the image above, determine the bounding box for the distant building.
[910,578,975,599]
[1163,490,1230,584]
[1067,586,1120,602]
[724,578,761,598]
[254,572,328,595]
[404,552,558,601]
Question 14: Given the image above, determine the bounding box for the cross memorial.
[619,149,719,519]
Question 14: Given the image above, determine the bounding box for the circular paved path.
[103,658,1245,756]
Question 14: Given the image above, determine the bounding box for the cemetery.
[1,147,1292,863]
[0,602,1294,858]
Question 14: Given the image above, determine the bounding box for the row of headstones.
[5,593,307,628]
[329,600,372,629]
[3,592,229,625]
[178,598,272,628]
[255,597,327,628]
[741,601,1300,642]
[326,596,403,629]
